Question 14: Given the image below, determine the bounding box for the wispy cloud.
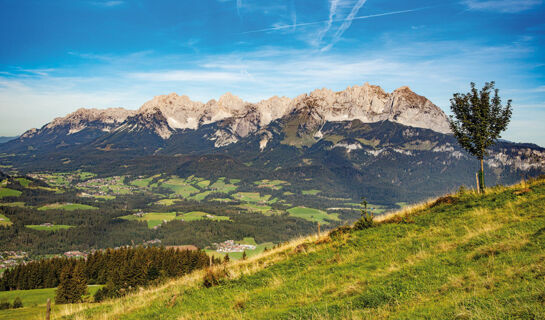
[237,0,242,17]
[463,0,542,13]
[239,7,426,34]
[88,1,125,8]
[322,0,368,51]
[317,0,341,45]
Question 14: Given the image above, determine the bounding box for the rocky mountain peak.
[31,82,451,144]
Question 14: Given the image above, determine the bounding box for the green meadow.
[0,286,102,320]
[287,206,339,223]
[0,188,22,199]
[25,224,74,231]
[120,212,178,228]
[57,178,545,320]
[302,189,321,195]
[37,203,98,211]
[176,211,230,222]
[0,214,12,227]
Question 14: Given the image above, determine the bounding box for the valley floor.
[33,178,545,319]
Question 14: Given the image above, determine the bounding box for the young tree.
[448,82,512,192]
[354,197,374,230]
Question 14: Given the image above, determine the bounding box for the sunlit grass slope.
[59,178,545,320]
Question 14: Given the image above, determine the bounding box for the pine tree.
[449,82,512,192]
[55,265,75,304]
[72,262,88,301]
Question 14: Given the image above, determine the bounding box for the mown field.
[0,285,102,320]
[37,203,98,211]
[51,178,545,320]
[25,224,74,231]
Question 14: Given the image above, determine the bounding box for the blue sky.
[0,0,544,146]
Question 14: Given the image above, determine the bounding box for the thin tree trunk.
[479,158,485,192]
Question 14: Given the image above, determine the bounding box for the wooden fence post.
[46,298,51,320]
[317,222,321,237]
[476,172,481,194]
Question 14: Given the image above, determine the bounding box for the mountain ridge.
[16,83,451,144]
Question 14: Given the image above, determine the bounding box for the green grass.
[0,188,22,199]
[209,178,238,193]
[302,189,321,195]
[239,237,258,245]
[130,177,154,188]
[15,177,32,188]
[237,203,275,215]
[210,198,237,203]
[0,202,25,207]
[189,191,213,202]
[232,192,271,203]
[0,285,102,320]
[0,214,12,227]
[205,238,274,261]
[120,212,178,228]
[287,206,339,224]
[162,177,200,198]
[153,199,182,206]
[196,180,211,189]
[25,224,74,231]
[37,203,98,211]
[60,178,545,320]
[176,211,230,222]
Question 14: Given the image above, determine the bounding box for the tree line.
[0,246,213,302]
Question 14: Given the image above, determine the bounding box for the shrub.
[353,197,374,230]
[0,301,10,310]
[202,268,229,288]
[12,297,23,309]
[329,225,351,239]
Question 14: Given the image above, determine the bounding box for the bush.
[202,268,229,288]
[328,225,351,239]
[12,297,23,309]
[0,301,10,310]
[353,197,374,230]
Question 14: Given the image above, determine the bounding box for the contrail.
[323,0,368,51]
[239,7,431,35]
[317,0,340,43]
[236,0,242,17]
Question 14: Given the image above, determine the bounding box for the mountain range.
[1,83,543,204]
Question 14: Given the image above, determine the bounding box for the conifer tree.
[55,265,75,304]
[449,82,512,191]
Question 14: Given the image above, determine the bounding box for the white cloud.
[463,0,542,13]
[0,40,543,145]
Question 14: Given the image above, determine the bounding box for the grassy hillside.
[52,178,545,319]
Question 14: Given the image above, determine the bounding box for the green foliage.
[353,197,374,230]
[54,263,87,304]
[449,81,512,160]
[449,81,512,191]
[1,247,209,296]
[11,297,23,309]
